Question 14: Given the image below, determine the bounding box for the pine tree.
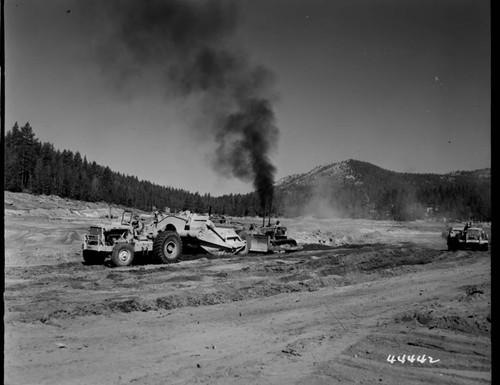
[4,123,23,191]
[18,123,38,190]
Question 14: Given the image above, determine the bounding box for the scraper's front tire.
[154,231,182,264]
[111,243,135,267]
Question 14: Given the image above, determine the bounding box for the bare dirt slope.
[4,192,491,384]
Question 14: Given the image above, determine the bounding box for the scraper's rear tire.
[111,243,135,267]
[154,231,182,264]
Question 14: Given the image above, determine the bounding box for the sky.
[5,0,491,196]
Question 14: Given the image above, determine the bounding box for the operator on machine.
[132,214,144,236]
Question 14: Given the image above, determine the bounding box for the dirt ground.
[4,192,491,384]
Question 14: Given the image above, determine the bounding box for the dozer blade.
[248,234,271,253]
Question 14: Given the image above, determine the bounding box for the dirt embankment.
[4,191,491,385]
[4,191,128,219]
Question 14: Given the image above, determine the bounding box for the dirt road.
[4,195,491,384]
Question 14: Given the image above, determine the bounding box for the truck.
[446,225,489,251]
[82,210,247,267]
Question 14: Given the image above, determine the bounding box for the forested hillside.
[4,123,491,221]
[273,160,491,221]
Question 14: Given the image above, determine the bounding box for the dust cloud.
[301,182,345,218]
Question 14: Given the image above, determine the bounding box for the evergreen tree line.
[4,123,261,215]
[4,124,491,221]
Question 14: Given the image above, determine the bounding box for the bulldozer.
[82,210,247,267]
[234,218,302,253]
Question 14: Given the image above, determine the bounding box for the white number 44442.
[387,354,440,364]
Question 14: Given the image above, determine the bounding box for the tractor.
[212,215,302,253]
[238,221,302,253]
[82,210,247,267]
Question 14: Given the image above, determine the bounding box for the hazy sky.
[5,0,491,196]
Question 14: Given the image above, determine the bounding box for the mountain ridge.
[276,159,490,190]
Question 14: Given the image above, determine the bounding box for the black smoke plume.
[96,0,279,212]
